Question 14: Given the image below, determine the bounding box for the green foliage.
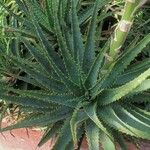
[0,0,150,150]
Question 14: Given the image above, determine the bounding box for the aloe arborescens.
[0,0,150,150]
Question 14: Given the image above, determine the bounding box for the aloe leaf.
[97,68,150,105]
[31,0,49,27]
[85,120,99,150]
[2,26,36,39]
[59,0,68,22]
[52,118,72,150]
[0,108,71,132]
[22,38,59,80]
[38,123,62,147]
[99,130,115,150]
[71,0,84,65]
[0,93,51,108]
[70,106,80,146]
[113,105,150,139]
[84,40,110,88]
[132,79,150,93]
[29,12,67,76]
[62,20,74,56]
[70,101,88,145]
[111,131,127,150]
[123,104,150,125]
[84,103,112,140]
[98,105,136,136]
[79,5,94,24]
[116,58,150,85]
[83,0,100,75]
[60,1,74,57]
[25,0,51,31]
[45,0,54,28]
[127,105,150,120]
[125,58,150,72]
[20,105,61,114]
[123,79,150,100]
[67,112,86,149]
[124,92,150,103]
[10,17,19,56]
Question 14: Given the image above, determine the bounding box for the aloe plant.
[0,0,150,150]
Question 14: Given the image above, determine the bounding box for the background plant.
[0,0,150,150]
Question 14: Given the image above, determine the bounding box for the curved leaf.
[97,68,150,105]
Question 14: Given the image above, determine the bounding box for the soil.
[0,129,149,150]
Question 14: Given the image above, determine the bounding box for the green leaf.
[10,18,19,56]
[116,58,150,85]
[113,104,150,139]
[83,0,100,75]
[38,123,62,147]
[0,108,71,131]
[0,93,51,108]
[84,40,110,88]
[99,130,115,150]
[97,68,150,105]
[70,102,88,145]
[124,92,150,103]
[0,1,24,22]
[123,104,150,126]
[62,25,74,57]
[111,131,127,150]
[32,1,49,27]
[79,5,94,24]
[97,105,136,136]
[45,0,54,28]
[22,38,59,80]
[132,79,150,94]
[84,103,112,140]
[71,0,84,65]
[79,0,111,25]
[20,105,60,114]
[85,120,99,150]
[129,105,150,119]
[0,1,35,32]
[27,5,67,75]
[125,58,150,73]
[25,0,51,31]
[52,119,72,150]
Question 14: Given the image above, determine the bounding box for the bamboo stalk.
[109,0,146,59]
